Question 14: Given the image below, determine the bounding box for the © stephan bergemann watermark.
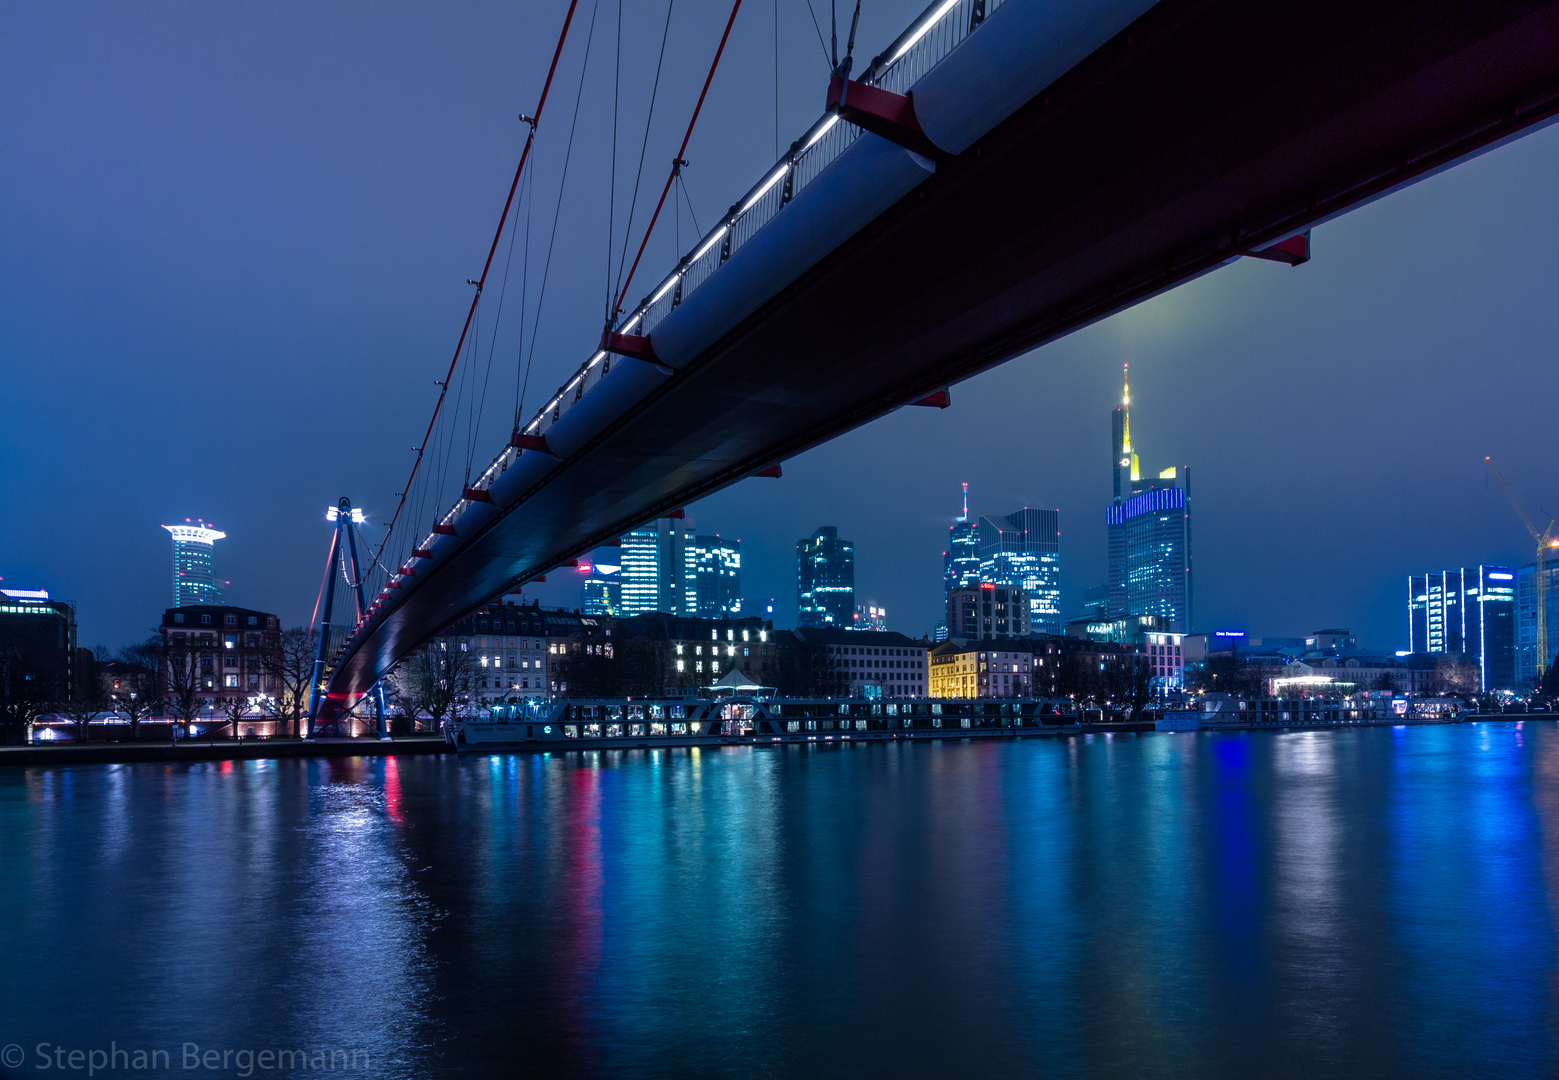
[1,1043,372,1075]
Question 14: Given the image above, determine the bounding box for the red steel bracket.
[511,432,561,457]
[602,329,674,375]
[432,523,457,536]
[756,464,783,478]
[462,487,493,503]
[827,76,942,161]
[1248,231,1310,266]
[910,389,951,408]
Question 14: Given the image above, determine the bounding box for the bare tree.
[163,637,208,731]
[1056,652,1097,704]
[261,627,316,738]
[1190,652,1263,697]
[1434,654,1479,697]
[218,693,254,740]
[0,643,58,745]
[116,688,157,741]
[110,635,165,740]
[60,652,110,742]
[393,638,474,729]
[1102,654,1154,715]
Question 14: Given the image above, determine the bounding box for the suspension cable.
[608,0,622,323]
[367,0,582,576]
[612,0,744,318]
[518,0,604,421]
[613,0,678,305]
[465,165,530,484]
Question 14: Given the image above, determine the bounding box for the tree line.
[0,626,320,744]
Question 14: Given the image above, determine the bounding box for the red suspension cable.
[370,0,583,573]
[613,0,744,317]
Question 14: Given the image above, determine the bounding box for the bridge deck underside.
[332,0,1559,699]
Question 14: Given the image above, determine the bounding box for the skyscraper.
[582,560,621,616]
[978,508,1062,635]
[944,483,980,592]
[1105,367,1192,633]
[162,520,226,607]
[1517,562,1559,687]
[689,535,742,617]
[620,518,693,616]
[1408,565,1516,690]
[797,526,854,628]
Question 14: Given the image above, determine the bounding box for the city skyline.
[3,3,1558,653]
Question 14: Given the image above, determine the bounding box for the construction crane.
[1486,457,1559,682]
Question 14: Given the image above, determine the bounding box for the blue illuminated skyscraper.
[1408,565,1516,690]
[944,483,980,593]
[979,508,1062,635]
[690,535,742,617]
[620,518,692,616]
[797,526,854,628]
[162,520,226,608]
[582,560,620,616]
[1106,367,1192,633]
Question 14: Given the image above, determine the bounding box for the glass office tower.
[162,521,226,607]
[978,508,1062,635]
[944,484,981,592]
[582,561,621,616]
[620,518,693,616]
[1407,565,1516,690]
[1105,367,1192,633]
[1517,563,1559,688]
[690,536,742,617]
[797,526,854,628]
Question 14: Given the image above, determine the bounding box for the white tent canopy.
[712,668,764,690]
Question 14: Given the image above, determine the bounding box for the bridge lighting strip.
[804,114,840,150]
[651,274,679,304]
[692,225,728,263]
[891,0,961,63]
[741,164,789,213]
[413,0,962,559]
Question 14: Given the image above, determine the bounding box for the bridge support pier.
[306,497,389,740]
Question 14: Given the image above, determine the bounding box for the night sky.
[3,2,1557,653]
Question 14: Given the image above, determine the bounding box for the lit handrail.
[401,0,1001,597]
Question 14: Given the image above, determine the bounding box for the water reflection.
[2,727,1559,1078]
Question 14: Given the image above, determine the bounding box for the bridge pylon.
[306,497,390,740]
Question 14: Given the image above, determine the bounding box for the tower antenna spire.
[1121,363,1132,455]
[960,482,969,523]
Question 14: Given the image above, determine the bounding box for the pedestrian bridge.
[319,0,1559,716]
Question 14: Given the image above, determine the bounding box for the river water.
[2,724,1557,1078]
